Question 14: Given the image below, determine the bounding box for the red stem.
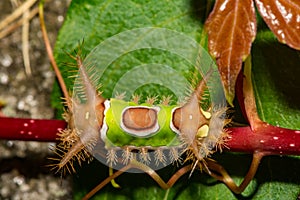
[227,125,300,155]
[0,117,299,156]
[0,117,66,142]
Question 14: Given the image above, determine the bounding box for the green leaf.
[53,0,206,115]
[52,0,300,199]
[252,40,300,129]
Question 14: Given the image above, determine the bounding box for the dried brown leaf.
[255,0,300,50]
[205,0,256,105]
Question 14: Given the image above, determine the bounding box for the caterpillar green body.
[45,27,260,200]
[53,49,226,175]
[52,27,228,175]
[102,98,180,148]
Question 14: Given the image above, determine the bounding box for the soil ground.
[0,1,72,199]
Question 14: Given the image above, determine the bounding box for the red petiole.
[0,117,66,142]
[1,116,299,156]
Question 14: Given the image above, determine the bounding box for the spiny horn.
[53,51,107,174]
[74,53,106,130]
[172,69,214,159]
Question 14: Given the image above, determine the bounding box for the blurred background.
[0,1,72,199]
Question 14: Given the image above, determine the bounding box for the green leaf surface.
[53,0,206,115]
[253,14,300,129]
[52,0,300,199]
[252,40,300,129]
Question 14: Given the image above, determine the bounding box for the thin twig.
[0,0,38,31]
[0,7,38,39]
[22,7,32,76]
[39,1,71,109]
